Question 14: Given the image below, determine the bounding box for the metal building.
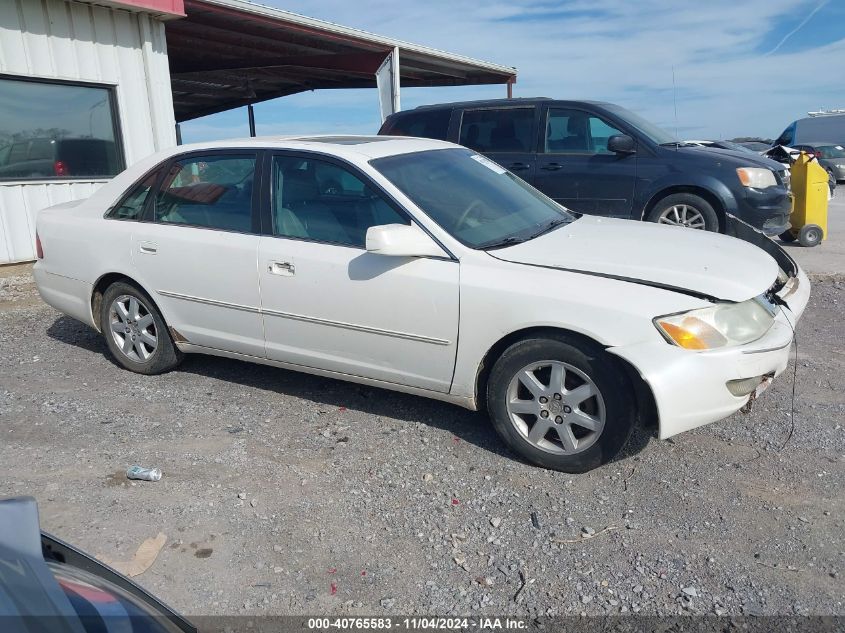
[0,0,515,264]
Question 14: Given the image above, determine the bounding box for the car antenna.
[672,65,679,151]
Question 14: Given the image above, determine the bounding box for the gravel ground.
[1,266,843,618]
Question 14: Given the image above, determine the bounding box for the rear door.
[456,106,538,182]
[534,105,637,217]
[130,150,265,357]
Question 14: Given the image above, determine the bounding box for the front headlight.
[736,167,777,188]
[654,299,775,350]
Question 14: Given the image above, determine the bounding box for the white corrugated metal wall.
[0,0,177,264]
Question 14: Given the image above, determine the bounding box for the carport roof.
[167,0,518,122]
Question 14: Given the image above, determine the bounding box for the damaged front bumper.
[608,230,810,439]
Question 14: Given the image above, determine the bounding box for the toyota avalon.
[33,136,810,472]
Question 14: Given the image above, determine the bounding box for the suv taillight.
[36,232,44,259]
[54,160,68,176]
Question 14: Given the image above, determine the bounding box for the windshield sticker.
[836,146,844,151]
[470,154,507,174]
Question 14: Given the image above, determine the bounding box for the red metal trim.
[102,0,185,17]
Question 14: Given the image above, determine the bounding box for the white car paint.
[493,215,779,301]
[33,135,810,443]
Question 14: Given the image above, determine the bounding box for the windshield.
[371,148,574,249]
[817,144,845,159]
[602,104,677,145]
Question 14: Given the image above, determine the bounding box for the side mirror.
[607,134,636,154]
[366,224,448,258]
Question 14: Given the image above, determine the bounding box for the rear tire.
[779,230,797,243]
[646,193,719,232]
[486,334,636,473]
[798,224,823,248]
[100,281,182,375]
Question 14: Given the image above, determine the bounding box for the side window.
[383,109,451,140]
[155,154,256,232]
[545,109,624,154]
[272,155,408,248]
[459,108,534,153]
[108,169,161,220]
[589,117,625,154]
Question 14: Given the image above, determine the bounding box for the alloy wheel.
[657,204,706,229]
[109,295,158,362]
[506,360,606,455]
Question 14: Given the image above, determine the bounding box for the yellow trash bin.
[780,152,828,247]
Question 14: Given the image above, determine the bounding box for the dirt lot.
[1,264,843,618]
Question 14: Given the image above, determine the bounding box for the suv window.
[155,154,257,233]
[545,109,624,154]
[459,108,534,153]
[382,109,450,140]
[8,142,29,164]
[272,155,408,248]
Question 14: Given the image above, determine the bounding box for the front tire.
[646,193,719,232]
[486,335,636,472]
[100,281,182,375]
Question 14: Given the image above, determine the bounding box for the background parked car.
[737,140,772,152]
[0,137,120,179]
[775,112,845,147]
[379,98,792,236]
[790,142,845,182]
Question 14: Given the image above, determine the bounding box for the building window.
[0,76,124,181]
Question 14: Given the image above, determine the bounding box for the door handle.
[509,162,530,171]
[139,241,157,254]
[269,260,295,276]
[541,163,564,171]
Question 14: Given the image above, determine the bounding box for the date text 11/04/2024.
[307,617,528,630]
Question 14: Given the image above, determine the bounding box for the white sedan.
[34,136,810,472]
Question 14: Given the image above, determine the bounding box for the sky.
[180,0,845,144]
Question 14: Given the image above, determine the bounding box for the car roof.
[396,97,614,113]
[163,135,457,161]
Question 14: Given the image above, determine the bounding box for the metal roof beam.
[171,52,387,76]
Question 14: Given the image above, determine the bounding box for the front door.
[258,153,460,392]
[130,151,265,357]
[457,106,538,181]
[534,106,637,218]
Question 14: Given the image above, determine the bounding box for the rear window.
[381,109,451,140]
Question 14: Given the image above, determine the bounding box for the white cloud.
[181,0,844,143]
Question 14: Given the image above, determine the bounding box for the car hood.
[679,146,786,171]
[490,216,779,302]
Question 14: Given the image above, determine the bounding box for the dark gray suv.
[379,98,792,236]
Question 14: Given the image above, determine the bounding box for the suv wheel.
[100,281,182,375]
[486,335,636,472]
[647,193,719,231]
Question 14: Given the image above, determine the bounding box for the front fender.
[637,173,738,220]
[450,259,708,401]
